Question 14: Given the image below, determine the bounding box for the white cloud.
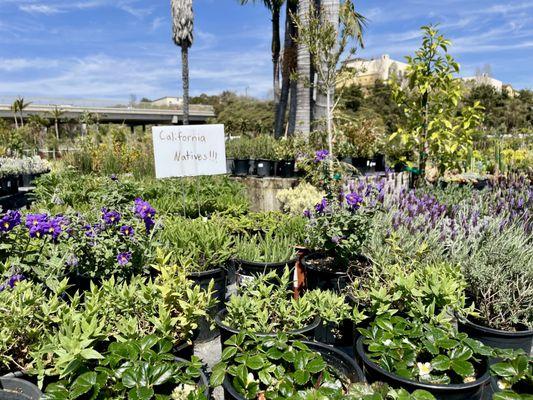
[19,4,62,15]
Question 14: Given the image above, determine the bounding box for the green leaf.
[150,364,174,386]
[491,362,517,378]
[493,392,525,400]
[411,390,437,400]
[210,364,226,387]
[450,359,474,377]
[221,346,237,362]
[450,346,473,361]
[128,387,154,400]
[70,372,97,399]
[245,355,266,370]
[293,369,311,386]
[431,355,451,371]
[79,348,104,360]
[306,357,326,374]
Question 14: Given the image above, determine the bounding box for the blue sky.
[0,0,531,104]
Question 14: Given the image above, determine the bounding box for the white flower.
[417,362,433,377]
[463,376,476,383]
[383,339,393,346]
[171,384,197,400]
[246,372,257,385]
[497,380,512,390]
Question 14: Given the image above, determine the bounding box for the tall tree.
[240,0,284,107]
[15,97,31,127]
[274,0,298,137]
[295,0,312,135]
[171,0,194,125]
[10,100,19,129]
[48,106,64,141]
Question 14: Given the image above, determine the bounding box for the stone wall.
[232,177,299,212]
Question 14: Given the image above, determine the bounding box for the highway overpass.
[0,104,215,128]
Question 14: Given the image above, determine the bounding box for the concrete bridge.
[0,104,215,130]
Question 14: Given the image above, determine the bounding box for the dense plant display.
[211,333,361,399]
[0,156,51,178]
[44,336,208,400]
[359,315,492,385]
[234,233,297,264]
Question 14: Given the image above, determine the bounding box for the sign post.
[152,124,227,179]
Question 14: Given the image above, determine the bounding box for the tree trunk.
[314,0,339,125]
[275,0,298,138]
[295,0,311,135]
[288,76,298,135]
[181,44,190,125]
[55,120,59,141]
[13,113,18,129]
[20,112,24,127]
[272,7,281,106]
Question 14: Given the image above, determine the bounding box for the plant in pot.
[301,178,381,292]
[0,377,42,400]
[43,335,209,400]
[233,232,299,284]
[489,349,532,399]
[210,332,365,400]
[226,137,252,176]
[274,138,296,178]
[276,182,325,216]
[0,279,68,380]
[215,269,320,345]
[251,135,276,178]
[356,315,493,400]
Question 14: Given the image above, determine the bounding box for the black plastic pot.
[0,176,19,196]
[0,377,41,400]
[234,258,296,286]
[352,157,371,174]
[256,159,274,177]
[187,267,227,343]
[457,316,533,354]
[233,159,249,176]
[374,154,386,172]
[223,340,365,400]
[226,158,234,175]
[276,160,295,178]
[215,308,321,349]
[248,159,257,175]
[356,337,491,400]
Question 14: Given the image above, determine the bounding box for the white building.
[343,54,409,87]
[150,96,183,107]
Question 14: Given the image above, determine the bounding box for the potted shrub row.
[226,136,297,178]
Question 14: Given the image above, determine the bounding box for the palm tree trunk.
[275,0,297,138]
[13,113,18,129]
[55,120,59,141]
[181,44,190,125]
[295,0,311,135]
[272,7,281,106]
[288,76,298,135]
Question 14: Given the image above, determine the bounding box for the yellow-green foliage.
[277,182,324,215]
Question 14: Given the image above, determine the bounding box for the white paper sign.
[152,124,226,178]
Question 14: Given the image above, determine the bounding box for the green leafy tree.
[390,25,484,180]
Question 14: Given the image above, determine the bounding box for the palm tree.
[48,106,64,141]
[240,0,284,106]
[295,0,312,135]
[10,100,19,129]
[15,97,32,127]
[171,0,194,125]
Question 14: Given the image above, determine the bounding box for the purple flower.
[314,150,329,163]
[0,210,21,232]
[8,274,25,288]
[134,198,156,220]
[110,174,118,181]
[25,213,47,230]
[117,252,132,266]
[144,217,155,233]
[120,225,135,237]
[331,235,342,244]
[315,198,328,214]
[66,254,79,268]
[102,208,121,225]
[0,283,5,292]
[303,209,311,219]
[346,192,363,209]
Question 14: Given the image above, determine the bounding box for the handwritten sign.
[152,124,226,178]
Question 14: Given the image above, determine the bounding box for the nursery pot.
[234,258,296,286]
[175,357,210,399]
[233,159,249,176]
[226,158,234,175]
[302,253,370,293]
[215,309,321,349]
[248,159,257,175]
[187,267,227,343]
[223,340,365,400]
[0,377,41,400]
[277,160,295,178]
[457,315,533,354]
[356,337,491,400]
[374,154,386,172]
[255,159,274,177]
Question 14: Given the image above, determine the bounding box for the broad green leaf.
[450,359,474,377]
[431,355,451,371]
[70,372,97,399]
